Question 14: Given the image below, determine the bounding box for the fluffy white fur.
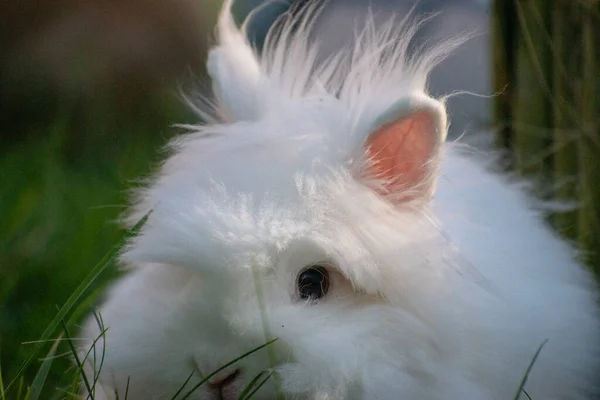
[78,1,600,399]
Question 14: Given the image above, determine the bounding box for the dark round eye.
[297,266,330,300]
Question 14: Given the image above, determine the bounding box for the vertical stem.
[577,0,600,271]
[251,264,285,399]
[512,0,553,182]
[552,0,579,238]
[492,0,517,162]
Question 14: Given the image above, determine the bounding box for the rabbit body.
[79,1,600,399]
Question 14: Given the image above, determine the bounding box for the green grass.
[0,89,191,398]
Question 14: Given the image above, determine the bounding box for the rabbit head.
[81,1,598,400]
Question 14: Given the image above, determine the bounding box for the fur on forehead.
[122,168,453,299]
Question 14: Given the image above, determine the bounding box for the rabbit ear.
[362,93,447,204]
[207,0,264,122]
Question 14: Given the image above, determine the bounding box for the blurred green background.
[0,0,598,398]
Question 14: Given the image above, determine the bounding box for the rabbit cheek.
[270,300,451,398]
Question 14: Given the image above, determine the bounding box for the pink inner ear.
[365,111,437,196]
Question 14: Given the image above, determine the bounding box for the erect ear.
[362,93,447,204]
[207,0,264,122]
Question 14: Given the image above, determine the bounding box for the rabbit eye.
[297,266,330,300]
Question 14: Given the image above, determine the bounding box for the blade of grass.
[251,264,283,399]
[124,376,131,400]
[179,338,278,400]
[78,327,110,373]
[0,358,5,400]
[16,376,24,400]
[236,371,267,400]
[67,366,83,400]
[89,311,108,397]
[27,336,62,400]
[60,320,93,398]
[5,212,151,393]
[169,371,196,400]
[512,338,548,400]
[66,283,112,328]
[239,371,274,400]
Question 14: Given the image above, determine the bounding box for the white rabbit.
[78,1,600,399]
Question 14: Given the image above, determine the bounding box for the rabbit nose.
[207,368,242,391]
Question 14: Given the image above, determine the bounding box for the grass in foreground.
[0,89,190,398]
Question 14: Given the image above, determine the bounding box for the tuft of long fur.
[124,0,471,228]
[79,1,600,400]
